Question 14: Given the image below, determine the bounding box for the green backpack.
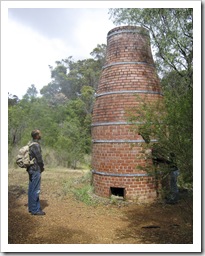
[16,142,38,168]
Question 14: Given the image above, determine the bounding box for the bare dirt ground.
[8,168,193,245]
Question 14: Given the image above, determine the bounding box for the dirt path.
[8,168,193,244]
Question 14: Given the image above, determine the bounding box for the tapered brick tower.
[91,26,163,202]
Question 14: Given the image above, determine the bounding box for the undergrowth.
[61,171,127,206]
[72,185,94,205]
[62,171,96,205]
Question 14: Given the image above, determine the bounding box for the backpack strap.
[28,142,39,161]
[28,141,38,147]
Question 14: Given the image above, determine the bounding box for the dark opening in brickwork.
[110,187,124,197]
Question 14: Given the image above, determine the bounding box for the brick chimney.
[91,26,163,202]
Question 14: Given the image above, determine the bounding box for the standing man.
[27,129,45,215]
[166,152,180,204]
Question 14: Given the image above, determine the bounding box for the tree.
[8,103,26,146]
[90,43,107,67]
[8,44,106,168]
[8,93,19,107]
[54,99,92,169]
[77,86,95,115]
[23,84,38,100]
[40,44,106,101]
[109,8,193,88]
[109,8,193,187]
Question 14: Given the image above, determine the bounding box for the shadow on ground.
[116,192,193,244]
[8,185,94,244]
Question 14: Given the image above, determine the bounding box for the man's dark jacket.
[29,140,44,172]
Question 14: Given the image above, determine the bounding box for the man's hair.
[31,129,40,139]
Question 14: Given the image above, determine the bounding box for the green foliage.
[128,77,193,187]
[90,43,107,67]
[40,44,106,100]
[8,93,19,106]
[72,185,94,205]
[109,8,193,187]
[109,8,193,85]
[54,117,90,169]
[62,171,94,205]
[23,84,39,100]
[8,44,106,168]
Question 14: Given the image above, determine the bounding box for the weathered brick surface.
[105,26,154,65]
[92,124,140,141]
[92,93,162,123]
[91,143,146,174]
[92,174,160,202]
[97,65,160,95]
[91,26,163,202]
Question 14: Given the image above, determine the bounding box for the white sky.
[2,1,202,100]
[5,8,115,98]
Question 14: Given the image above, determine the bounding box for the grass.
[8,167,129,207]
[61,170,96,205]
[72,185,94,205]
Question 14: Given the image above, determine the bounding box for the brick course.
[91,26,163,202]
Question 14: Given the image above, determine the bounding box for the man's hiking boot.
[32,211,46,215]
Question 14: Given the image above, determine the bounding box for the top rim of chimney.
[107,25,150,39]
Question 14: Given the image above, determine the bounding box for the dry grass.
[8,167,193,245]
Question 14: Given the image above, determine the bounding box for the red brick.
[91,26,163,202]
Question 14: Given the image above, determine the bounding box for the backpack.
[16,142,38,168]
